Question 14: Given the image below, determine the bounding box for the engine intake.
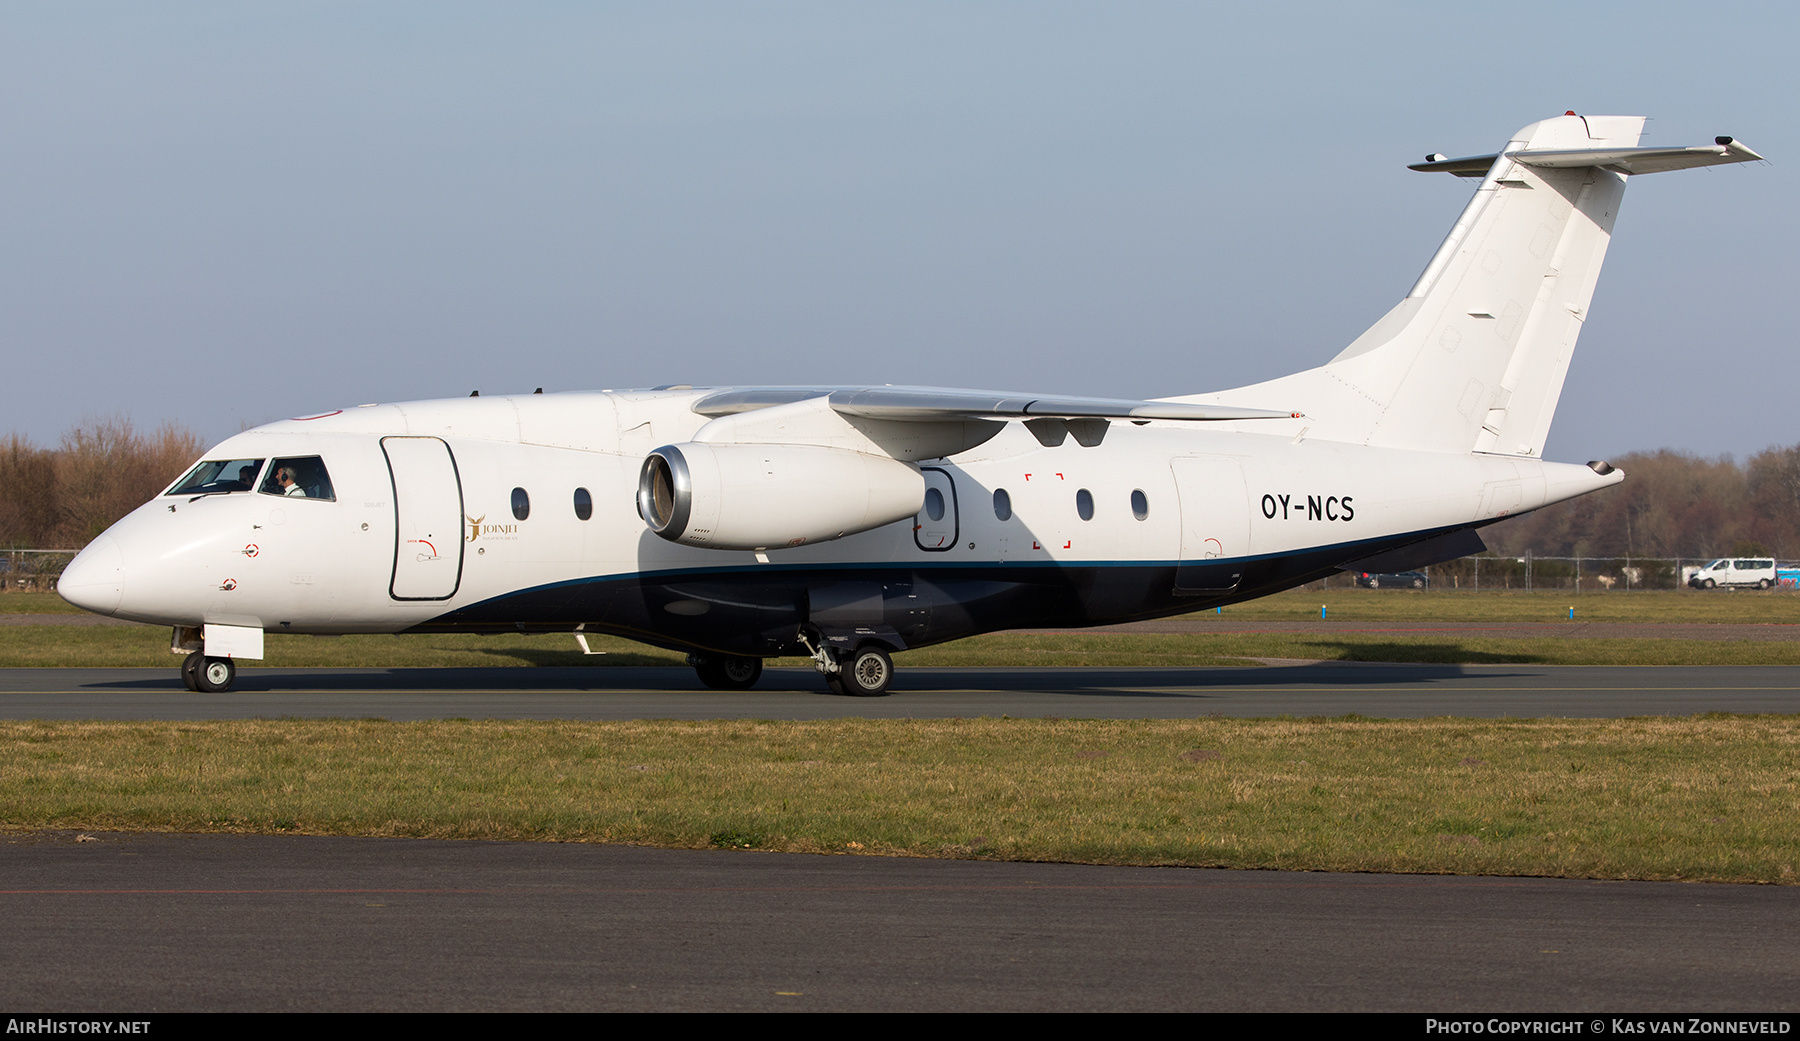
[638,443,925,551]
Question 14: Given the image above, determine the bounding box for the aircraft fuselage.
[65,388,1612,659]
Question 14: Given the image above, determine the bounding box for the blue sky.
[2,2,1791,460]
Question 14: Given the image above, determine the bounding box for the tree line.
[1484,447,1800,560]
[1,419,204,549]
[3,419,1798,560]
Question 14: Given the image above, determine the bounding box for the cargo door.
[383,436,465,600]
[1171,457,1249,594]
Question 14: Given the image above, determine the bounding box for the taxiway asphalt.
[4,831,1796,1012]
[3,663,1800,719]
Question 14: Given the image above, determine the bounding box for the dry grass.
[4,716,1796,883]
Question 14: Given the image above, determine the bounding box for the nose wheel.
[181,651,237,693]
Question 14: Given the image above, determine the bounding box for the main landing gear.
[798,633,894,697]
[828,645,894,697]
[181,651,237,693]
[689,654,764,690]
[686,639,897,697]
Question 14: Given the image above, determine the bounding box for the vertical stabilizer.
[1188,115,1762,456]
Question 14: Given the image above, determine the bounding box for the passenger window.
[1076,488,1094,521]
[168,458,266,496]
[1131,489,1149,520]
[573,487,592,521]
[993,488,1012,521]
[924,488,946,522]
[258,457,336,501]
[512,487,530,521]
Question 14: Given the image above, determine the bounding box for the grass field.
[7,589,1800,882]
[5,715,1795,884]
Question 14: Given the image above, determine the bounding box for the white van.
[1687,558,1777,589]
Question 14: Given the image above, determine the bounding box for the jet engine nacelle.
[637,443,925,550]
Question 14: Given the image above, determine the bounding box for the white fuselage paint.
[70,389,1617,640]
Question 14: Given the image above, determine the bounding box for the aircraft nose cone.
[58,536,123,616]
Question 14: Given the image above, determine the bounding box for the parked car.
[1355,570,1428,589]
[1687,558,1777,589]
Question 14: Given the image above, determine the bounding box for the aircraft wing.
[692,385,1300,423]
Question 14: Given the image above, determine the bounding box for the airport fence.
[1313,555,1798,593]
[0,549,77,592]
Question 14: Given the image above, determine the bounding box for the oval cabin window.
[511,487,530,521]
[573,487,592,521]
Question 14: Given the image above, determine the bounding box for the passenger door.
[383,436,465,600]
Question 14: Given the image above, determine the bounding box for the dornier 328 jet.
[59,113,1762,694]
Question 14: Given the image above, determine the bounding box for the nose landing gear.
[181,651,237,693]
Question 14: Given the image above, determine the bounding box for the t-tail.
[1191,113,1763,456]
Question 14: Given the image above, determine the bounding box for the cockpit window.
[168,459,266,496]
[258,457,336,501]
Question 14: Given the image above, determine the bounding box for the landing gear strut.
[181,651,237,693]
[689,654,764,690]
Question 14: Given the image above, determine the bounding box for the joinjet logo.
[466,514,519,542]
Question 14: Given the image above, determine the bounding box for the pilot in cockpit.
[274,466,307,497]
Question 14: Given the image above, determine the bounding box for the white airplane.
[58,113,1762,695]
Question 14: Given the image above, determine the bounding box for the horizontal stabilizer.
[1410,137,1763,177]
[1407,154,1500,178]
[693,385,1299,423]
